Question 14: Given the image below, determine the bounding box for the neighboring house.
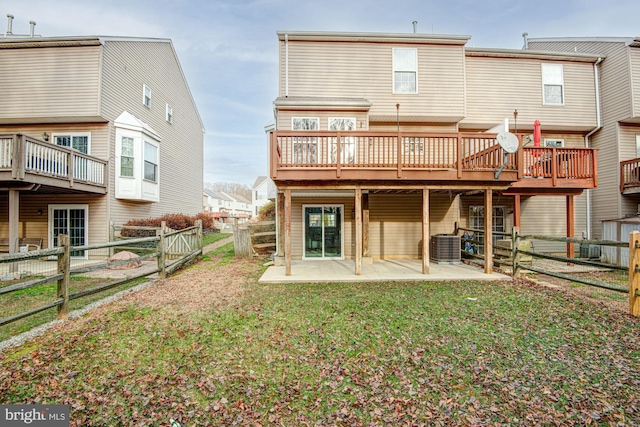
[252,176,276,217]
[224,192,252,219]
[527,37,640,239]
[268,31,600,275]
[202,189,252,220]
[0,26,204,255]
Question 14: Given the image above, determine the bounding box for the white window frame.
[543,139,564,148]
[542,64,564,106]
[52,132,91,154]
[166,104,173,123]
[48,204,89,260]
[636,135,640,158]
[329,117,356,164]
[120,136,135,178]
[143,84,152,107]
[468,205,506,255]
[393,48,418,94]
[291,117,319,164]
[302,204,345,260]
[143,141,159,183]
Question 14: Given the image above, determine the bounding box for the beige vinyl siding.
[280,40,465,120]
[277,111,368,130]
[369,123,458,132]
[0,46,101,121]
[459,195,514,232]
[0,193,108,249]
[520,194,587,253]
[619,125,640,217]
[100,40,203,226]
[463,56,597,130]
[632,48,640,118]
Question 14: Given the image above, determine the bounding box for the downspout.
[285,34,289,98]
[584,57,603,239]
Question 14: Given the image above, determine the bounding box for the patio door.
[303,205,343,259]
[49,205,88,258]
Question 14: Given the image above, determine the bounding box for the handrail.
[620,157,640,192]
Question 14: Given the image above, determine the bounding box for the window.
[393,48,418,94]
[329,117,356,164]
[53,133,89,154]
[542,64,564,105]
[143,84,152,107]
[144,142,158,182]
[468,206,505,255]
[120,137,134,177]
[291,117,319,164]
[166,104,173,123]
[636,135,640,158]
[543,139,564,148]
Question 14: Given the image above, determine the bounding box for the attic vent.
[430,234,461,264]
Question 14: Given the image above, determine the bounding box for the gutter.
[584,57,603,239]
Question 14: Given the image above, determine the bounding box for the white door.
[49,205,88,258]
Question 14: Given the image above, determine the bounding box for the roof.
[274,96,372,111]
[252,176,267,188]
[277,31,470,45]
[466,47,603,63]
[203,189,232,201]
[528,36,637,46]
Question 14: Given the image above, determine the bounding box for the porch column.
[362,192,369,258]
[277,192,285,259]
[513,195,521,228]
[285,189,291,276]
[484,189,493,274]
[9,189,19,254]
[355,188,362,275]
[566,195,575,259]
[422,188,430,274]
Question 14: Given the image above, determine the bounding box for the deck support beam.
[513,194,521,228]
[566,194,575,259]
[484,189,493,274]
[285,189,291,276]
[422,188,430,274]
[355,188,362,275]
[363,193,369,258]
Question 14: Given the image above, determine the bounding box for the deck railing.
[522,147,597,186]
[0,134,106,188]
[620,157,640,193]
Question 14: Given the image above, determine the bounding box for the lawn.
[202,231,233,247]
[1,244,639,426]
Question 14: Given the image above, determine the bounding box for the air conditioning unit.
[579,244,601,259]
[430,234,461,264]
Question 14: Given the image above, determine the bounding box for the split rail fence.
[233,219,276,258]
[458,226,639,317]
[0,221,202,329]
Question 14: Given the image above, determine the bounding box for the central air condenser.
[430,234,461,263]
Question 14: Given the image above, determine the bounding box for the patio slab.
[259,259,511,283]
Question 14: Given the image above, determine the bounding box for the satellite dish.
[496,131,519,154]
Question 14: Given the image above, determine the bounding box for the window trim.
[392,47,418,94]
[636,135,640,158]
[51,132,91,154]
[143,84,152,107]
[541,63,564,106]
[543,139,565,148]
[143,140,159,183]
[166,104,173,123]
[48,204,89,260]
[119,136,135,178]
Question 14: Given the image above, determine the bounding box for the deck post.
[277,192,285,261]
[513,194,521,228]
[484,189,493,274]
[355,188,362,275]
[8,189,19,255]
[511,226,519,278]
[285,189,292,276]
[363,192,370,258]
[629,231,640,317]
[566,195,575,260]
[158,221,166,279]
[422,188,430,274]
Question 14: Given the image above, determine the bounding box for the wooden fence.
[233,219,276,258]
[458,226,638,317]
[0,223,202,328]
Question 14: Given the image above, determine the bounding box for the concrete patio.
[259,259,511,283]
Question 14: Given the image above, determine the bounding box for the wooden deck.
[621,158,640,194]
[269,131,597,192]
[0,133,107,194]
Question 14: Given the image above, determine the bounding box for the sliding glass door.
[303,205,343,259]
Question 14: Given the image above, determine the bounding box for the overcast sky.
[3,0,640,187]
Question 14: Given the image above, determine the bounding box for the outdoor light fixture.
[36,209,42,216]
[42,132,49,141]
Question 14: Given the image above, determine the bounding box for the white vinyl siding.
[542,63,564,105]
[393,48,418,94]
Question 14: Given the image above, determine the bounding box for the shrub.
[121,213,218,237]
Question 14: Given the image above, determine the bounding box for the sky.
[3,0,640,187]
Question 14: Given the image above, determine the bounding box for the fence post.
[196,219,203,250]
[629,231,640,317]
[158,221,167,279]
[57,234,70,319]
[511,226,520,278]
[233,218,252,258]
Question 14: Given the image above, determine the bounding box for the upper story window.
[393,48,418,94]
[143,84,152,107]
[53,133,90,154]
[166,104,173,123]
[292,117,319,130]
[542,64,564,105]
[291,117,319,164]
[328,118,356,131]
[120,137,134,177]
